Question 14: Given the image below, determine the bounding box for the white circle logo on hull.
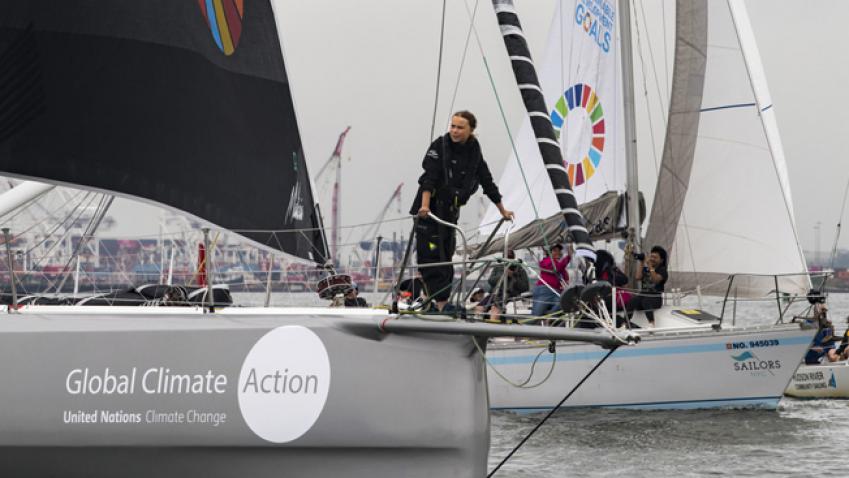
[238,326,331,443]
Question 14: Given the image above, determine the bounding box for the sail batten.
[0,1,327,263]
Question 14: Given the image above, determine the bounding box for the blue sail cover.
[0,0,328,263]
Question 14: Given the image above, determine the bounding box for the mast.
[491,0,596,263]
[618,0,641,255]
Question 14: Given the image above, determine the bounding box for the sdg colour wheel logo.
[550,83,605,187]
[197,0,245,56]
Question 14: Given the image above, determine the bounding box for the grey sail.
[643,0,707,257]
[0,1,327,262]
[471,191,644,258]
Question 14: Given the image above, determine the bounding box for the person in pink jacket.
[531,244,570,317]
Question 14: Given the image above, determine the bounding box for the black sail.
[491,0,596,263]
[0,1,328,263]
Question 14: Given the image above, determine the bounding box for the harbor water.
[239,291,848,477]
[486,293,849,477]
[489,398,844,477]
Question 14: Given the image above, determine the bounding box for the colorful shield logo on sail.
[550,83,605,187]
[197,0,245,56]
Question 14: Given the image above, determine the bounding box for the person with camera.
[625,245,669,327]
[410,111,514,312]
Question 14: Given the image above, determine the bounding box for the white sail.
[481,0,627,234]
[649,0,808,297]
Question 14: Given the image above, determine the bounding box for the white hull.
[785,362,849,399]
[487,307,815,411]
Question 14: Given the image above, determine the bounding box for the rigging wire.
[636,0,669,121]
[447,0,480,118]
[487,345,620,478]
[0,189,57,226]
[51,194,115,293]
[461,1,540,221]
[0,188,87,243]
[28,191,97,267]
[461,0,560,267]
[230,214,411,235]
[428,0,448,142]
[829,176,849,270]
[630,0,663,179]
[23,190,92,258]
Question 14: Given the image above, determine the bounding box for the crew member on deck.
[531,243,570,317]
[487,250,530,301]
[410,110,513,312]
[837,315,849,361]
[805,313,838,364]
[594,249,631,327]
[625,245,669,327]
[478,252,530,323]
[344,285,368,307]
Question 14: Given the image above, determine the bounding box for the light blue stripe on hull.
[488,335,813,366]
[492,396,782,413]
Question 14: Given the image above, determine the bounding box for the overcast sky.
[108,0,849,256]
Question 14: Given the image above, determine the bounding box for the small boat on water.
[480,0,819,411]
[786,362,849,399]
[786,321,849,399]
[489,304,814,410]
